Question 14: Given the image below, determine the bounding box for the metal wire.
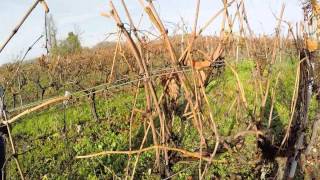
[8,66,191,113]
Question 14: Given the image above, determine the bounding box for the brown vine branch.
[3,96,69,125]
[0,0,49,55]
[76,145,226,163]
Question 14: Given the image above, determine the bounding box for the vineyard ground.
[5,58,319,179]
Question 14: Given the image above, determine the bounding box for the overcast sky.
[0,0,303,64]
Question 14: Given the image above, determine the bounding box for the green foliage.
[51,32,82,56]
[171,162,197,179]
[204,135,257,179]
[9,92,140,179]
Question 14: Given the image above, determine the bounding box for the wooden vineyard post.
[283,2,319,178]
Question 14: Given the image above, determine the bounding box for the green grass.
[7,58,310,179]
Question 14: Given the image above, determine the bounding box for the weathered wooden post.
[284,1,319,178]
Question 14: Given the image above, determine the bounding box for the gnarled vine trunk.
[284,49,314,178]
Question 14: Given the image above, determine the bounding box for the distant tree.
[46,15,58,51]
[59,32,82,55]
[50,31,82,56]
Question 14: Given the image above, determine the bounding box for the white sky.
[0,0,303,64]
